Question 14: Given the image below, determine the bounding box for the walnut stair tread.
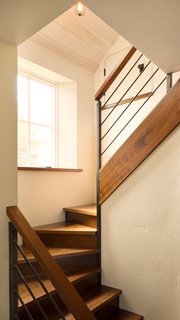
[34,221,97,235]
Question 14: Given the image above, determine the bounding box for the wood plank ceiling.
[31,5,119,72]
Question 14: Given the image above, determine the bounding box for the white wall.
[18,40,95,226]
[58,82,77,168]
[85,0,180,73]
[101,126,180,319]
[0,40,17,319]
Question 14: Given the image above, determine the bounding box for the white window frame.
[18,70,58,168]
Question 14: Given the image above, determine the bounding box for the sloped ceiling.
[0,0,180,73]
[30,6,119,72]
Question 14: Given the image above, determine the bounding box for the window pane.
[18,76,28,121]
[30,79,54,126]
[18,121,29,166]
[30,124,53,167]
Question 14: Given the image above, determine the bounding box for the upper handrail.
[7,206,96,320]
[95,46,137,101]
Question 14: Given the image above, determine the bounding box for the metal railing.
[95,47,170,168]
[9,222,65,320]
[8,206,96,320]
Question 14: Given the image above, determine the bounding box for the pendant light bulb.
[75,1,85,16]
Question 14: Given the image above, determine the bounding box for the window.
[18,74,56,167]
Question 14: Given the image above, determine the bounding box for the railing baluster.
[7,206,96,320]
[15,265,49,320]
[16,243,65,320]
[9,224,65,320]
[96,43,167,165]
[15,291,34,320]
[101,60,151,126]
[101,53,143,109]
[101,67,159,142]
[101,75,167,155]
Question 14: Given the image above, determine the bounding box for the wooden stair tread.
[110,309,143,319]
[18,267,101,306]
[34,221,97,235]
[18,246,99,263]
[65,285,122,319]
[63,204,97,216]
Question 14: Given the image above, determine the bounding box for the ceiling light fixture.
[75,1,85,16]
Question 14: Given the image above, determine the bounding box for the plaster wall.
[18,40,96,226]
[101,126,180,319]
[0,40,17,319]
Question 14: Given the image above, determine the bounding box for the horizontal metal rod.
[101,53,143,109]
[15,265,49,320]
[16,242,65,319]
[101,75,167,156]
[101,60,151,125]
[101,65,157,141]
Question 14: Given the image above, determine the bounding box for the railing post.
[97,101,102,169]
[96,100,101,283]
[9,222,18,320]
[167,72,172,92]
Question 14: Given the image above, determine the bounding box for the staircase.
[8,48,180,319]
[14,204,143,319]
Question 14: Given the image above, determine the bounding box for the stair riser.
[37,233,97,249]
[95,298,119,320]
[18,253,99,278]
[57,253,99,273]
[65,211,97,228]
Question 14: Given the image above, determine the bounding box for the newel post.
[96,100,102,282]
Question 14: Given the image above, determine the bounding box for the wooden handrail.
[7,206,96,320]
[95,46,137,101]
[100,79,180,204]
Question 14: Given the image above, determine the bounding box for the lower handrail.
[7,206,96,320]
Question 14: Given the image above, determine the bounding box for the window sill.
[18,167,83,172]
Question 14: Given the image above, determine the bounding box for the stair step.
[34,221,97,235]
[65,285,122,319]
[110,309,143,320]
[34,221,97,249]
[64,204,97,228]
[63,204,97,216]
[18,246,99,264]
[18,267,101,306]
